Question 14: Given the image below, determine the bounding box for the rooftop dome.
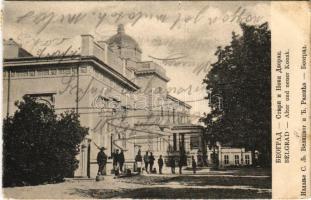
[106,24,142,53]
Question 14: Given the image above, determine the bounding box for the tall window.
[167,110,170,122]
[224,155,229,164]
[234,155,240,165]
[245,155,250,165]
[173,108,175,123]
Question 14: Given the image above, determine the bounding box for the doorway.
[87,144,91,178]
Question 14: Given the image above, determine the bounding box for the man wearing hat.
[97,147,107,175]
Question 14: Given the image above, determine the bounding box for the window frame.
[234,155,240,165]
[245,154,250,165]
[224,155,229,165]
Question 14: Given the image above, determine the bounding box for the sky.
[3,1,271,121]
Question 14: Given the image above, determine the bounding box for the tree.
[201,23,271,167]
[3,96,88,187]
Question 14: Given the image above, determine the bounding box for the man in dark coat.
[113,149,119,175]
[97,147,107,175]
[149,152,155,173]
[118,150,125,172]
[158,155,164,174]
[135,149,143,173]
[143,151,149,173]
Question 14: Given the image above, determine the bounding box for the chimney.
[81,35,94,56]
[97,41,108,63]
[3,38,32,59]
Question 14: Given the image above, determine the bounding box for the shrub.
[3,96,88,187]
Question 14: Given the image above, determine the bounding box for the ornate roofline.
[135,69,170,82]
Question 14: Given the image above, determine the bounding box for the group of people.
[169,155,197,174]
[135,149,197,174]
[97,147,125,176]
[135,150,162,174]
[97,147,198,176]
[112,149,125,175]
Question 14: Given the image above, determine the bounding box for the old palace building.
[3,24,252,177]
[3,25,207,177]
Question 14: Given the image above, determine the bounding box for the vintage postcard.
[1,1,310,199]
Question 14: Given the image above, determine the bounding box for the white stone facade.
[3,25,204,178]
[207,144,253,168]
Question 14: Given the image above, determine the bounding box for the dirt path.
[3,172,271,199]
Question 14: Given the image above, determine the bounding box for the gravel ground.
[2,168,271,199]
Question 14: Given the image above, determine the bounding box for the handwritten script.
[15,6,264,35]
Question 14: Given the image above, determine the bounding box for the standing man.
[119,150,125,173]
[97,147,107,175]
[192,156,197,174]
[149,152,155,173]
[158,155,164,174]
[143,151,149,173]
[135,149,143,173]
[113,149,119,175]
[170,156,175,174]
